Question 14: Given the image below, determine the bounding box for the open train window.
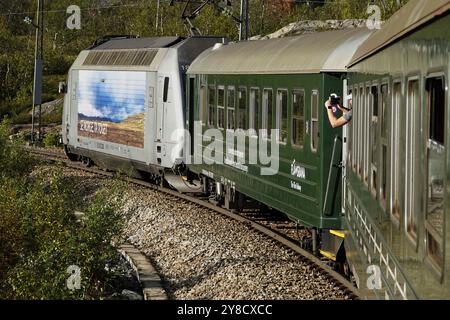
[227,86,235,130]
[370,86,378,194]
[238,87,247,130]
[311,90,319,153]
[425,76,446,274]
[208,85,216,127]
[292,90,305,147]
[217,86,225,130]
[249,88,260,136]
[262,89,273,140]
[276,89,288,144]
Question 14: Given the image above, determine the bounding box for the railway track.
[25,145,360,299]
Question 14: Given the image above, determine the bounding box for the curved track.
[25,146,360,299]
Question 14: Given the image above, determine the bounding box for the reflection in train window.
[311,90,319,152]
[262,89,273,139]
[390,82,402,221]
[217,86,225,129]
[249,88,260,136]
[227,87,235,130]
[292,90,305,147]
[277,89,288,144]
[405,79,420,242]
[370,86,378,195]
[208,85,216,127]
[380,84,389,208]
[425,77,445,272]
[200,85,207,126]
[238,87,247,130]
[353,88,358,173]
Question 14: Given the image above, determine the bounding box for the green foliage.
[43,132,60,147]
[0,119,130,299]
[0,0,410,122]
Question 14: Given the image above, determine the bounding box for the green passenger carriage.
[344,0,450,299]
[186,29,371,242]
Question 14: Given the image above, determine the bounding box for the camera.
[330,94,341,106]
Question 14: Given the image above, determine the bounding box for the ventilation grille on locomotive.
[83,49,158,66]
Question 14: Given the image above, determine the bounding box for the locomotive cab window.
[249,88,260,136]
[425,76,446,272]
[262,89,273,140]
[276,89,288,144]
[217,86,225,130]
[311,90,319,152]
[208,85,216,127]
[227,86,235,130]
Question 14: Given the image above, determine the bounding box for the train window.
[380,84,389,208]
[217,86,225,129]
[276,89,288,144]
[390,82,402,221]
[359,86,364,179]
[262,89,273,139]
[347,88,353,166]
[405,79,420,242]
[311,90,319,152]
[227,86,235,130]
[425,76,445,271]
[249,88,260,136]
[208,85,216,127]
[353,88,358,172]
[238,87,247,130]
[370,86,378,196]
[200,85,207,126]
[292,90,305,147]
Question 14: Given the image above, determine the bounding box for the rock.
[121,289,143,300]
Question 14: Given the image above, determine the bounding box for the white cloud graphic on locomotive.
[170,122,280,176]
[77,70,146,148]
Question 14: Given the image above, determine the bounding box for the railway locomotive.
[61,0,450,299]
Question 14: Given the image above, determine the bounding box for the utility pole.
[30,0,44,143]
[239,0,249,41]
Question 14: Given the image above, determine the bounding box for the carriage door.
[156,75,170,142]
[425,76,446,275]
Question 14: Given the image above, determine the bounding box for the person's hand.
[325,99,332,109]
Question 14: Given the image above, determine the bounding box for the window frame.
[262,88,274,140]
[217,85,225,130]
[311,89,319,153]
[389,79,403,227]
[208,84,216,128]
[424,71,447,277]
[249,87,260,137]
[226,86,236,131]
[276,88,289,145]
[404,75,421,246]
[237,86,248,131]
[291,88,305,148]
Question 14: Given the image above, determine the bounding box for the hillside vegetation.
[0,0,409,123]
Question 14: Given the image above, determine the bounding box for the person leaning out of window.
[324,93,353,128]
